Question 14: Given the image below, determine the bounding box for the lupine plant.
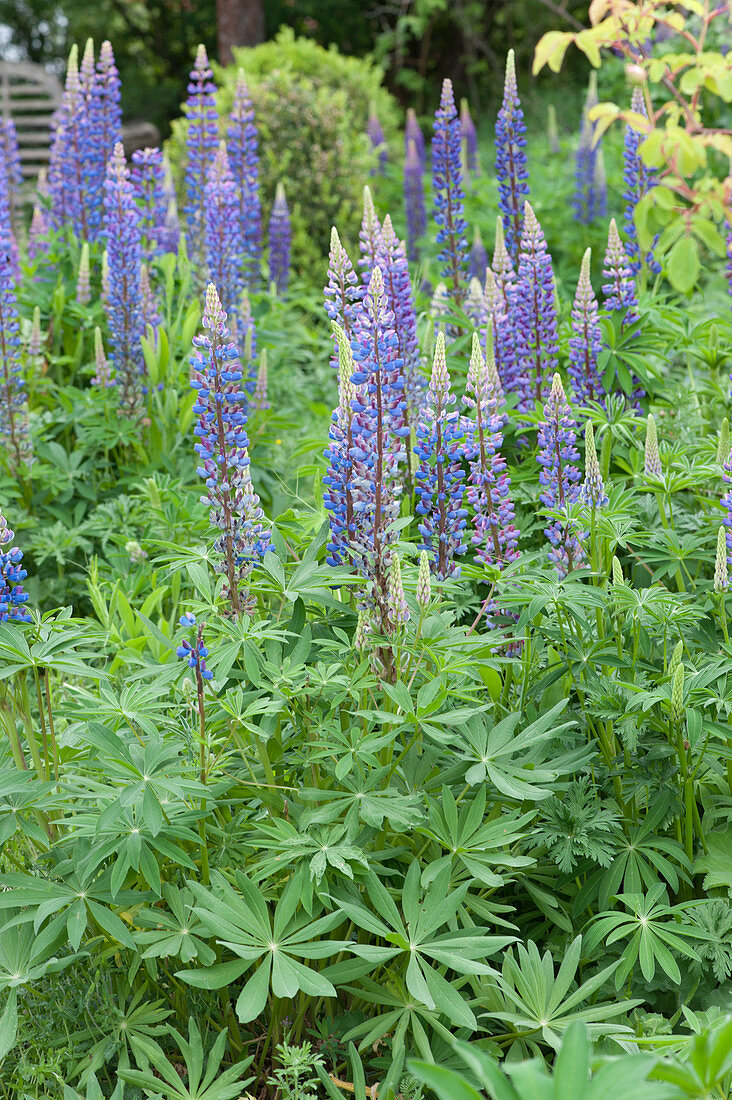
[432,78,468,305]
[623,86,661,276]
[568,248,604,406]
[366,105,387,174]
[514,202,559,408]
[460,97,478,177]
[227,70,261,287]
[537,372,584,575]
[204,142,244,317]
[495,49,530,261]
[267,182,291,295]
[403,138,426,263]
[183,45,219,269]
[0,159,29,473]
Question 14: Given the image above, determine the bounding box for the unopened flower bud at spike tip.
[718,418,730,464]
[715,526,728,593]
[417,549,432,607]
[580,420,608,509]
[669,639,683,676]
[644,414,662,478]
[611,556,624,586]
[388,556,409,625]
[671,662,684,727]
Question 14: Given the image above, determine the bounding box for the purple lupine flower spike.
[537,373,585,577]
[603,218,639,328]
[0,158,30,473]
[514,201,558,408]
[325,226,363,349]
[184,44,219,269]
[463,332,518,572]
[87,39,122,239]
[268,182,291,295]
[469,225,488,283]
[405,108,425,166]
[432,78,468,305]
[190,283,272,615]
[177,612,214,680]
[347,266,409,629]
[568,248,604,407]
[76,242,91,305]
[367,104,387,174]
[573,75,600,225]
[48,45,92,240]
[403,138,426,263]
[377,214,423,422]
[415,331,468,580]
[131,147,171,258]
[721,454,732,572]
[495,49,529,262]
[103,142,144,418]
[227,70,261,287]
[204,141,244,317]
[0,117,23,230]
[460,98,478,176]
[726,227,732,300]
[323,321,358,567]
[623,86,660,275]
[0,511,31,623]
[359,185,382,279]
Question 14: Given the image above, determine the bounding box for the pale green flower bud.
[715,526,728,593]
[669,639,683,678]
[671,663,684,727]
[417,550,431,608]
[644,414,661,478]
[718,418,730,465]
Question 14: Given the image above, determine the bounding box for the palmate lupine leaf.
[177,870,347,1023]
[478,936,639,1054]
[334,862,514,1030]
[121,1020,253,1100]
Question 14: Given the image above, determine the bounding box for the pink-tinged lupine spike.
[358,185,382,278]
[91,326,113,387]
[405,108,425,165]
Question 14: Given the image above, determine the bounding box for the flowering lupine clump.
[184,45,219,268]
[324,227,362,350]
[403,138,426,263]
[460,98,478,177]
[537,373,585,576]
[0,512,31,623]
[432,79,468,305]
[377,215,423,421]
[495,49,529,261]
[367,106,387,174]
[603,218,639,326]
[568,249,604,407]
[76,242,91,305]
[404,108,425,166]
[177,613,214,680]
[0,159,30,473]
[359,186,382,278]
[624,87,660,275]
[323,323,358,567]
[469,226,488,283]
[227,71,261,287]
[573,77,601,225]
[580,421,608,509]
[131,147,175,258]
[415,332,468,580]
[190,284,272,615]
[463,333,519,571]
[347,266,409,626]
[268,183,291,295]
[204,142,244,317]
[103,143,144,418]
[513,202,558,408]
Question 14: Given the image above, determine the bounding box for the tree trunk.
[216,0,265,64]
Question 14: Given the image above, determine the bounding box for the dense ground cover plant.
[1,6,732,1098]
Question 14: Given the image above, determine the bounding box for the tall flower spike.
[484,269,518,392]
[718,418,730,465]
[359,185,382,278]
[184,45,219,269]
[463,331,519,571]
[387,555,409,626]
[376,214,423,422]
[324,226,363,370]
[28,205,49,261]
[0,511,31,623]
[103,142,144,419]
[0,158,30,473]
[76,242,91,305]
[190,283,272,615]
[514,202,558,408]
[131,147,173,258]
[644,413,662,478]
[87,40,122,239]
[48,45,92,239]
[204,142,244,317]
[403,138,426,263]
[91,326,113,387]
[323,321,358,567]
[415,331,468,580]
[568,248,604,406]
[623,86,660,275]
[466,278,485,328]
[227,70,261,287]
[405,108,425,166]
[460,98,478,177]
[495,49,529,261]
[715,526,728,593]
[573,75,600,225]
[367,104,387,174]
[432,79,468,305]
[268,182,291,295]
[469,225,488,284]
[0,117,22,229]
[580,421,608,508]
[537,373,585,577]
[347,265,409,627]
[722,452,732,573]
[603,218,639,325]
